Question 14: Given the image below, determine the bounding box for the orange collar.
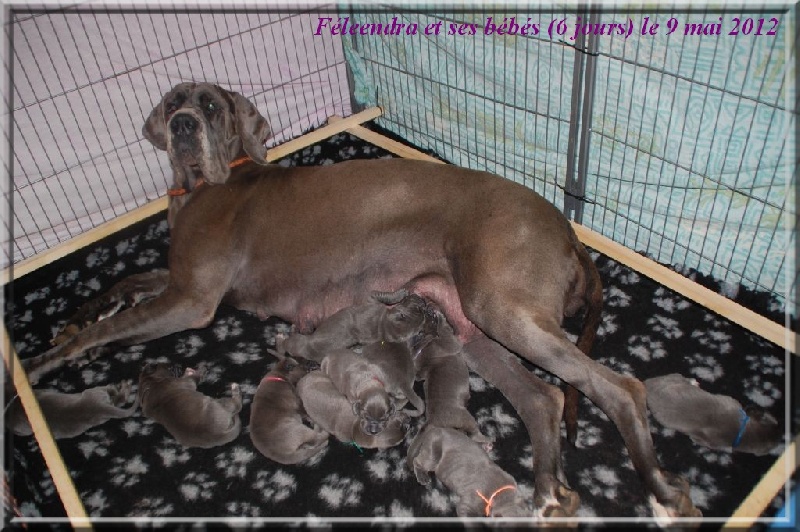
[476,485,516,517]
[166,156,252,197]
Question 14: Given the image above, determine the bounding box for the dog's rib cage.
[5,7,351,268]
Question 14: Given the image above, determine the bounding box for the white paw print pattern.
[365,448,410,482]
[687,353,724,382]
[318,473,364,508]
[86,248,110,269]
[81,490,108,514]
[75,277,102,298]
[227,341,264,364]
[127,497,174,517]
[55,270,80,288]
[604,285,632,308]
[134,248,161,266]
[174,335,206,358]
[627,335,667,362]
[743,375,782,407]
[578,464,621,499]
[596,312,619,338]
[115,236,140,256]
[254,469,297,503]
[746,353,784,376]
[213,316,244,341]
[597,356,634,376]
[108,455,148,487]
[421,484,457,515]
[653,287,693,313]
[691,328,732,354]
[180,472,216,501]
[24,286,50,305]
[564,419,605,449]
[215,445,255,478]
[684,466,721,510]
[156,441,191,467]
[648,314,683,340]
[475,403,520,440]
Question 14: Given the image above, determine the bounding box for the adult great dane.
[23,82,699,520]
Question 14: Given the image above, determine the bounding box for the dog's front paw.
[66,346,110,369]
[110,380,133,404]
[534,482,580,518]
[649,473,702,524]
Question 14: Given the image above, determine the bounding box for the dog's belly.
[228,259,481,341]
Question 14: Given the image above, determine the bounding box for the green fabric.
[343,8,795,309]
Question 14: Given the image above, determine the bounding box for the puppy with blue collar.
[644,373,783,455]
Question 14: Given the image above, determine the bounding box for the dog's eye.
[205,101,218,114]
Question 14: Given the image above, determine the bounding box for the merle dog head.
[142,82,272,184]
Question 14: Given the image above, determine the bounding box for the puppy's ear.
[231,91,271,165]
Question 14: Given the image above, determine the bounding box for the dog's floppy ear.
[142,99,168,151]
[231,91,271,165]
[143,84,186,151]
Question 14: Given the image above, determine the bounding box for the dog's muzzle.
[170,113,198,138]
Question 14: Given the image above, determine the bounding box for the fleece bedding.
[3,130,795,527]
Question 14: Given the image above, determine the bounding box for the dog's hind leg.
[564,245,604,446]
[462,337,579,518]
[472,301,700,520]
[23,286,220,385]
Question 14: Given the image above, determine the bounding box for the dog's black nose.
[170,113,197,137]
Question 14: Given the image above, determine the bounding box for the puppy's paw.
[230,382,242,400]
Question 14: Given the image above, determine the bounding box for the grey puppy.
[138,363,242,448]
[645,373,783,455]
[249,356,329,464]
[407,425,530,517]
[296,371,408,449]
[321,335,431,436]
[415,309,490,444]
[6,381,137,439]
[276,288,433,362]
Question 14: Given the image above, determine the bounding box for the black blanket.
[4,130,795,526]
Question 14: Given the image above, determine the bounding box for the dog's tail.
[564,244,603,447]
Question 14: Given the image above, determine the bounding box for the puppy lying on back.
[296,371,409,449]
[407,425,530,517]
[6,381,137,439]
[276,288,434,361]
[249,356,329,464]
[138,363,242,449]
[415,309,490,444]
[321,334,432,436]
[645,373,783,455]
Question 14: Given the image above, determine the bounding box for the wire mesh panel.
[583,6,796,311]
[344,5,796,313]
[343,8,579,207]
[5,6,351,269]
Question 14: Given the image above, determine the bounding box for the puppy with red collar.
[249,356,328,464]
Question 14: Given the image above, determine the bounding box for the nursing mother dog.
[24,82,700,521]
